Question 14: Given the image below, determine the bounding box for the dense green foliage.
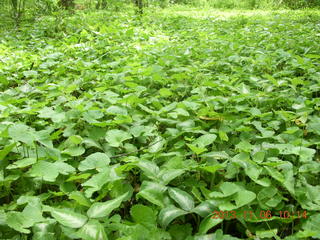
[1,6,320,240]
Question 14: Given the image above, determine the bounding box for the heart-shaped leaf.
[105,129,132,147]
[78,152,110,172]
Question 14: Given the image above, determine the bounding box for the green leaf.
[0,210,6,225]
[67,173,91,182]
[168,187,195,211]
[198,216,223,234]
[105,129,132,147]
[210,183,256,210]
[32,220,56,240]
[135,160,160,179]
[300,213,320,238]
[168,224,192,240]
[106,106,127,115]
[62,146,85,156]
[252,151,265,163]
[235,141,253,152]
[130,204,156,227]
[69,191,92,207]
[193,134,217,147]
[234,190,256,208]
[18,197,44,225]
[264,166,285,183]
[69,135,83,145]
[160,169,185,185]
[53,161,76,175]
[0,143,16,161]
[6,211,32,233]
[256,229,278,238]
[48,208,88,228]
[148,136,165,153]
[109,180,133,201]
[257,187,280,209]
[77,219,108,240]
[159,88,173,97]
[158,205,188,228]
[27,161,59,182]
[87,193,128,218]
[218,130,229,141]
[298,147,316,162]
[187,144,207,155]
[137,181,167,207]
[38,107,66,123]
[263,143,315,162]
[210,182,240,198]
[200,164,223,174]
[78,152,110,172]
[83,110,104,124]
[83,167,122,198]
[201,151,229,160]
[27,160,75,182]
[280,162,295,194]
[23,70,38,77]
[192,200,218,218]
[8,123,36,145]
[6,157,37,169]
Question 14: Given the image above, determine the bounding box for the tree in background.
[58,0,75,9]
[133,0,143,14]
[96,0,107,9]
[281,0,320,8]
[10,0,25,23]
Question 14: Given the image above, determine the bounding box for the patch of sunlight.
[161,7,320,20]
[148,34,170,44]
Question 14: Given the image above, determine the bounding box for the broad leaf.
[137,181,167,208]
[48,208,87,229]
[8,123,36,145]
[168,187,195,211]
[87,193,128,218]
[105,129,132,147]
[77,219,108,240]
[78,152,110,172]
[158,205,188,228]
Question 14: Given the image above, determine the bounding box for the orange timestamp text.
[211,210,308,220]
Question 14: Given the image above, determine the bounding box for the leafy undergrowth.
[0,7,320,240]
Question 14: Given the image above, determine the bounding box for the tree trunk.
[134,0,143,14]
[96,0,107,9]
[59,0,75,9]
[10,0,25,24]
[101,0,107,8]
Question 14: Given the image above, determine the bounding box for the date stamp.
[211,210,308,220]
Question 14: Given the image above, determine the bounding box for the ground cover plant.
[0,6,320,240]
